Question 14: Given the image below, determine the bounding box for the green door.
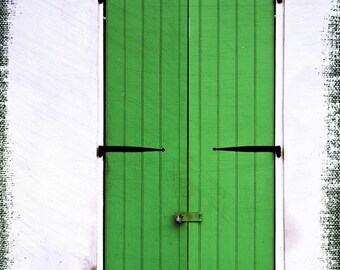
[104,0,275,269]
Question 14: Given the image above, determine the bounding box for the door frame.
[98,2,105,270]
[275,1,285,270]
[97,1,286,270]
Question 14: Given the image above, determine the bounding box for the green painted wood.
[105,0,274,269]
[105,0,188,269]
[188,0,275,269]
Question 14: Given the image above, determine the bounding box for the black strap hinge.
[97,145,165,157]
[213,145,281,158]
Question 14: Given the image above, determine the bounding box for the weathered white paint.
[284,0,331,269]
[7,1,99,269]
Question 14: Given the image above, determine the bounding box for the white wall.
[283,0,331,269]
[4,0,335,269]
[7,1,100,269]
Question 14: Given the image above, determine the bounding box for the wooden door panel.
[105,0,188,269]
[188,0,275,269]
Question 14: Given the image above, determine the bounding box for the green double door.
[104,0,275,269]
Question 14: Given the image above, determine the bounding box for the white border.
[275,1,285,270]
[97,3,104,270]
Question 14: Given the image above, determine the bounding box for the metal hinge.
[175,212,202,224]
[213,145,281,158]
[97,145,165,157]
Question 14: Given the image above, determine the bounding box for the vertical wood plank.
[200,1,219,270]
[160,1,188,269]
[106,0,125,268]
[188,0,201,268]
[142,1,161,269]
[254,0,275,269]
[237,1,256,269]
[218,0,237,268]
[124,1,143,268]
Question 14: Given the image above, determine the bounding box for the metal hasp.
[97,146,165,157]
[213,145,281,158]
[175,212,203,224]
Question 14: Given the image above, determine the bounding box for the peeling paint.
[322,1,340,269]
[0,0,15,269]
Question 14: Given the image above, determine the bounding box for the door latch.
[175,212,202,224]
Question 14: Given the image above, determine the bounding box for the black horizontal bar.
[97,145,165,157]
[213,145,281,158]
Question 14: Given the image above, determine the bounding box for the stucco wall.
[1,0,337,269]
[7,1,100,269]
[283,0,334,269]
